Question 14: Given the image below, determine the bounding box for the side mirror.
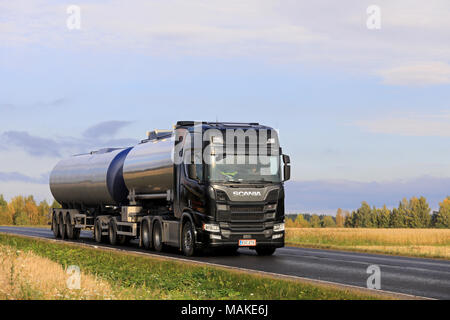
[282,154,290,164]
[283,164,291,181]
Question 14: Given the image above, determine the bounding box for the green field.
[0,234,396,300]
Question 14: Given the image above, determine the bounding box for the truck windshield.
[208,154,281,183]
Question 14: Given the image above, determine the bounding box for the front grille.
[230,205,264,213]
[226,222,265,233]
[231,212,264,221]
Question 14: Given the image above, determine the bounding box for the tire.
[255,246,276,256]
[152,221,164,252]
[59,214,66,240]
[142,220,152,250]
[73,228,81,240]
[52,212,60,238]
[181,221,195,257]
[94,219,105,243]
[66,213,74,239]
[108,219,118,245]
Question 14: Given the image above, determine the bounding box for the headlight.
[264,203,277,211]
[203,223,220,233]
[273,223,285,232]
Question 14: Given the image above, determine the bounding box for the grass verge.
[0,234,394,300]
[286,228,450,260]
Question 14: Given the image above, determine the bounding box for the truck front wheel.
[182,221,195,257]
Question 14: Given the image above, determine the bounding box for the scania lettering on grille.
[232,191,262,196]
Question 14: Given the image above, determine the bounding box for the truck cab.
[172,121,290,256]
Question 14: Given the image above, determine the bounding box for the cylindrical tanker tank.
[122,135,174,195]
[50,147,132,207]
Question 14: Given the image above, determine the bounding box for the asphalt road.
[0,226,449,299]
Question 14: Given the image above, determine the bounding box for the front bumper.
[196,229,285,248]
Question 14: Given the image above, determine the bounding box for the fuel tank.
[49,147,132,207]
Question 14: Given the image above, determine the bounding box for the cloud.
[378,62,450,86]
[83,120,132,139]
[0,121,138,158]
[355,112,450,137]
[1,131,62,157]
[285,176,450,213]
[0,171,49,184]
[2,0,450,85]
[0,97,68,109]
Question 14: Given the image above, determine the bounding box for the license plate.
[239,239,256,246]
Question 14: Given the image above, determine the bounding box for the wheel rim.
[143,223,149,246]
[154,224,161,248]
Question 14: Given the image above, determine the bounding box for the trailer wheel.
[94,219,106,243]
[142,220,152,250]
[152,221,164,252]
[255,246,276,256]
[182,221,195,257]
[52,212,60,238]
[65,213,74,239]
[108,219,118,245]
[59,214,66,240]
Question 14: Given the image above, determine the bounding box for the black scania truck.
[49,121,290,256]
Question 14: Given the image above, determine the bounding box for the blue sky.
[1,1,449,213]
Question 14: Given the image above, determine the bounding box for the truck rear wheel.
[255,246,276,256]
[182,221,195,257]
[142,220,152,250]
[152,221,164,252]
[73,228,81,240]
[94,219,106,243]
[59,214,66,240]
[52,213,60,238]
[108,219,119,245]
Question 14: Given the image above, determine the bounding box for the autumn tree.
[38,200,51,225]
[0,194,13,225]
[336,208,345,228]
[408,197,431,228]
[321,215,336,228]
[294,214,310,228]
[309,214,321,228]
[376,205,391,228]
[434,197,450,228]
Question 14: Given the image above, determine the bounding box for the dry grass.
[0,244,116,299]
[285,228,450,259]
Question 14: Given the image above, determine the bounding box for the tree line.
[286,196,450,228]
[0,194,60,226]
[1,194,449,228]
